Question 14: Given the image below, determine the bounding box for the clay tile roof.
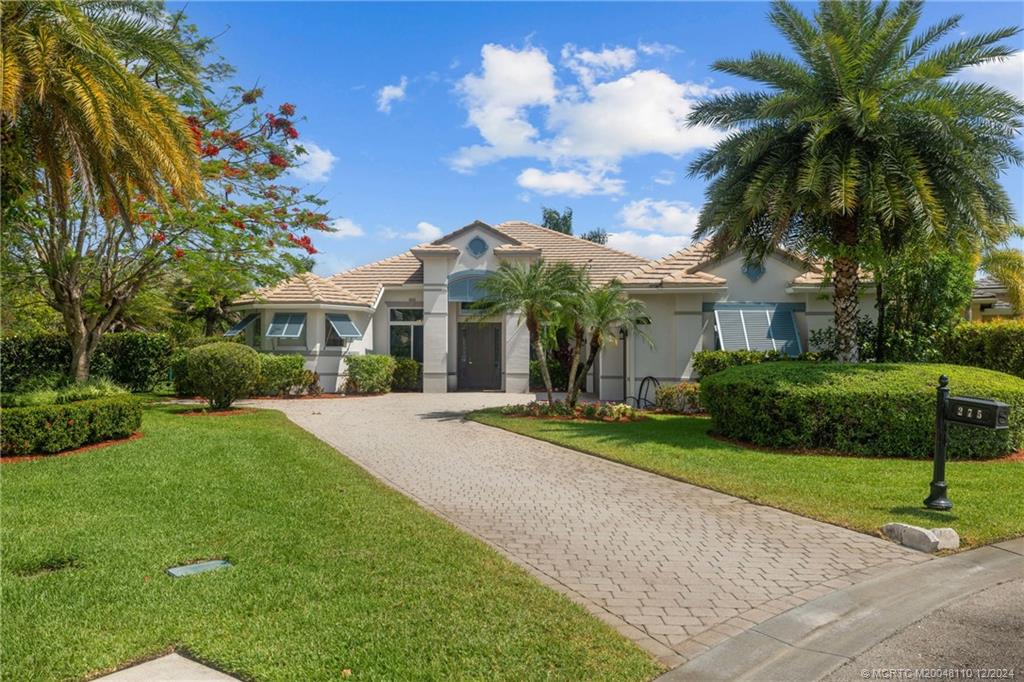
[492,243,542,255]
[972,276,1006,298]
[494,221,649,285]
[620,240,727,287]
[411,244,460,256]
[327,251,423,303]
[234,272,370,306]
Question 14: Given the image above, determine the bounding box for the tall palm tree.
[1,0,203,220]
[475,260,579,404]
[689,0,1023,361]
[980,245,1024,314]
[566,282,650,407]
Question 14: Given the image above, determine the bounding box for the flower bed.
[499,400,642,422]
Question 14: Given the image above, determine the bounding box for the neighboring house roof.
[234,272,371,307]
[972,276,1006,299]
[495,221,648,285]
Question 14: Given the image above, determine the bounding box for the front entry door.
[458,323,502,390]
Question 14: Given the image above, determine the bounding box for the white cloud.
[516,167,624,196]
[619,198,701,235]
[450,42,726,193]
[606,231,691,259]
[377,76,408,113]
[312,251,353,277]
[290,141,337,182]
[561,44,637,87]
[324,218,364,239]
[960,52,1024,99]
[401,221,443,241]
[638,41,681,58]
[653,170,676,186]
[452,44,558,172]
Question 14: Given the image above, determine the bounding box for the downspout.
[619,327,628,402]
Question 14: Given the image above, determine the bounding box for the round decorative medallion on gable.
[742,262,766,282]
[467,236,488,258]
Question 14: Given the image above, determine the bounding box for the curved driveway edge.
[664,537,1024,681]
[259,393,928,668]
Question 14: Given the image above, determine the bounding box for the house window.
[713,307,802,356]
[266,312,307,348]
[467,236,488,258]
[325,313,361,347]
[224,313,259,338]
[389,308,423,363]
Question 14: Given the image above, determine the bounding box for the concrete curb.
[660,537,1024,682]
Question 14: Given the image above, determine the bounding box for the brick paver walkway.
[265,393,928,667]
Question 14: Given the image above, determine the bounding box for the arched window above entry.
[448,270,491,302]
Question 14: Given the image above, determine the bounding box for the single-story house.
[231,219,1013,399]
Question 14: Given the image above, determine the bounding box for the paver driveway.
[263,393,928,667]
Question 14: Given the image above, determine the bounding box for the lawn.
[469,411,1024,549]
[1,406,661,681]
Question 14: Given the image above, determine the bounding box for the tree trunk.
[874,280,886,363]
[528,318,555,405]
[564,325,585,407]
[569,333,602,405]
[832,215,861,363]
[70,339,91,382]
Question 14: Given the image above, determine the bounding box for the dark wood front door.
[457,323,502,390]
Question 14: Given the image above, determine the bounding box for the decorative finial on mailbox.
[939,375,949,388]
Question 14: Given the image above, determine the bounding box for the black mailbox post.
[925,375,1011,511]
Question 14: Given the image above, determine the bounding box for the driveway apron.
[261,393,928,668]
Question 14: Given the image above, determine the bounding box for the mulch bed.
[2,432,144,464]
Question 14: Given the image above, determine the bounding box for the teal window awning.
[224,313,259,337]
[713,307,802,356]
[266,313,307,338]
[327,313,362,339]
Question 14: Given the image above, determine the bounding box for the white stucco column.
[415,249,455,393]
[503,312,530,393]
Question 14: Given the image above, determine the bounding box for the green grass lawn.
[1,406,660,681]
[469,411,1023,549]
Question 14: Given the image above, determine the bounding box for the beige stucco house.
[231,219,1010,399]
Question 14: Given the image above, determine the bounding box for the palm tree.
[2,0,203,379]
[980,245,1024,314]
[566,282,650,408]
[689,0,1023,361]
[474,260,579,404]
[2,1,203,214]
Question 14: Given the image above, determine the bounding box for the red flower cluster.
[185,116,202,153]
[285,126,299,139]
[201,143,220,157]
[210,129,226,139]
[232,139,250,152]
[152,231,166,243]
[279,103,296,116]
[287,233,317,254]
[268,153,288,168]
[174,248,185,260]
[232,219,245,229]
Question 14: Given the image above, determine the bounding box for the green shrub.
[701,362,1024,459]
[692,350,786,377]
[499,400,642,422]
[655,382,704,414]
[1,396,142,456]
[0,379,128,408]
[392,358,422,391]
[97,332,173,391]
[186,342,261,409]
[529,359,569,391]
[943,321,1024,379]
[344,355,396,394]
[256,354,307,396]
[0,331,172,391]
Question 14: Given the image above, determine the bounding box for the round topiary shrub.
[700,362,1024,459]
[392,358,422,392]
[186,342,260,409]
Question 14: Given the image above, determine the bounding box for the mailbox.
[946,396,1010,430]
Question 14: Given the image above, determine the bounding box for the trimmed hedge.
[691,349,824,377]
[701,362,1024,459]
[0,396,142,456]
[655,382,703,414]
[943,321,1024,379]
[392,358,422,392]
[344,355,396,394]
[500,400,641,422]
[0,378,128,408]
[186,343,261,409]
[0,331,172,391]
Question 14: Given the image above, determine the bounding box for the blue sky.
[175,1,1024,274]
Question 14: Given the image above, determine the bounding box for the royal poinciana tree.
[688,0,1023,361]
[1,3,328,380]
